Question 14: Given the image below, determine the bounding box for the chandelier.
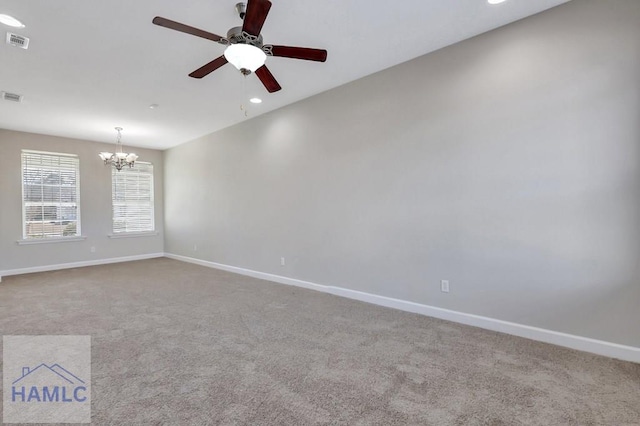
[99,127,138,171]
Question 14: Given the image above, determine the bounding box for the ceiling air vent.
[2,91,23,102]
[6,32,29,49]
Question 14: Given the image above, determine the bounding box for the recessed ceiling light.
[249,98,262,104]
[0,14,25,28]
[488,0,507,4]
[149,103,159,109]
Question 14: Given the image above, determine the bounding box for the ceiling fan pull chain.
[240,74,249,117]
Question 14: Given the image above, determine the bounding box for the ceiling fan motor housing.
[225,26,264,48]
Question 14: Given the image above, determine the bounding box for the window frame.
[20,150,81,241]
[110,161,155,235]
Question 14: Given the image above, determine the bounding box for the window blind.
[112,162,154,233]
[22,150,80,239]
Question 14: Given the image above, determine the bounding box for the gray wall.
[164,0,640,347]
[0,130,164,272]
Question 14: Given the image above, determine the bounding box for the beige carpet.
[0,258,638,425]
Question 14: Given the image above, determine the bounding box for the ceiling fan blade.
[189,56,228,79]
[153,17,224,43]
[270,45,327,62]
[242,0,272,37]
[255,65,281,93]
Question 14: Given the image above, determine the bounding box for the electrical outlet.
[193,245,197,251]
[441,280,450,293]
[281,257,285,266]
[90,246,96,253]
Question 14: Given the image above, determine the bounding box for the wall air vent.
[2,91,23,102]
[6,32,29,49]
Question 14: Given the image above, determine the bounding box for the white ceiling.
[0,0,569,150]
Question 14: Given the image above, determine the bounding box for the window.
[22,150,80,239]
[112,162,154,233]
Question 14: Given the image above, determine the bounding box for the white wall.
[0,130,164,273]
[164,0,640,347]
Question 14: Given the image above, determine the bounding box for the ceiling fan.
[152,0,328,93]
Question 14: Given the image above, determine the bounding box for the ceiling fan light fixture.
[224,43,266,73]
[0,14,25,28]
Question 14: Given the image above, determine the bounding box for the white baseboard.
[165,253,640,364]
[0,253,165,282]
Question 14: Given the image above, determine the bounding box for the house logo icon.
[3,335,91,423]
[12,364,88,403]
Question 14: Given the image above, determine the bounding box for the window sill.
[17,236,87,245]
[108,231,158,239]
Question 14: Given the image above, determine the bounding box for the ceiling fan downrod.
[235,3,247,19]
